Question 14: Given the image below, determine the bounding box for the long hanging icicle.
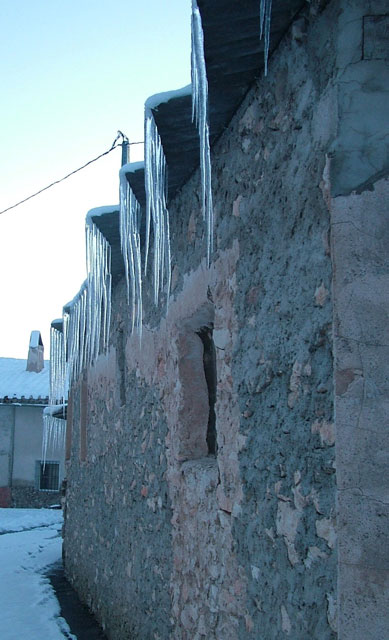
[144,109,171,307]
[63,282,88,386]
[260,0,273,76]
[42,414,67,466]
[191,0,213,266]
[85,222,112,364]
[119,170,143,334]
[42,323,68,466]
[49,324,67,406]
[62,223,112,389]
[43,223,112,464]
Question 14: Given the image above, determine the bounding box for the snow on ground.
[0,508,75,640]
[0,507,62,534]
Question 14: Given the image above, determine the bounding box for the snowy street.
[0,509,75,640]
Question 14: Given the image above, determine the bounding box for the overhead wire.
[0,133,144,216]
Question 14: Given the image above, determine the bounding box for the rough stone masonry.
[62,1,389,638]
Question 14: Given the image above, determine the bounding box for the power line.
[0,133,144,216]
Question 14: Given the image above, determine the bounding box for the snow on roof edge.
[43,403,67,417]
[145,84,192,115]
[86,205,120,225]
[50,318,63,334]
[119,161,144,177]
[63,280,88,312]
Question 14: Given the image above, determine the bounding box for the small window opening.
[37,461,60,491]
[196,325,217,455]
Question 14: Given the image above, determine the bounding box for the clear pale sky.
[0,0,191,358]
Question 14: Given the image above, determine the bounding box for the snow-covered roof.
[0,358,49,403]
[124,0,305,210]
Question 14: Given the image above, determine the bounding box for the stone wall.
[329,2,389,638]
[11,486,60,508]
[63,1,388,639]
[331,179,389,640]
[220,7,337,635]
[63,281,174,640]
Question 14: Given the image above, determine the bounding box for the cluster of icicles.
[189,0,272,264]
[42,324,67,464]
[42,225,111,464]
[43,0,274,461]
[120,171,143,333]
[64,223,112,385]
[42,415,66,467]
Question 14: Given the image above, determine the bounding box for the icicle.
[42,414,66,466]
[42,413,49,467]
[62,223,111,388]
[63,311,69,382]
[260,0,272,76]
[85,222,112,363]
[191,0,214,266]
[64,281,88,386]
[119,171,143,335]
[49,325,67,406]
[43,323,68,466]
[144,110,171,307]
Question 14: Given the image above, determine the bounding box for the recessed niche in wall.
[176,301,217,460]
[195,325,217,455]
